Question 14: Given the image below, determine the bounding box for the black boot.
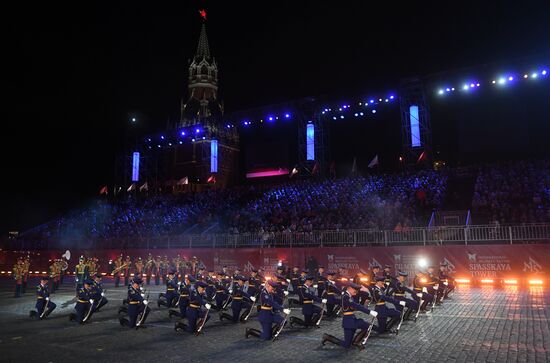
[69,313,76,322]
[290,316,306,328]
[322,333,341,346]
[245,328,261,338]
[353,330,367,349]
[175,321,187,332]
[220,312,232,321]
[29,310,37,318]
[119,317,129,326]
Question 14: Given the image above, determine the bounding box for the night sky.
[3,0,550,234]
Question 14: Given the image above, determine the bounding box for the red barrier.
[1,244,548,281]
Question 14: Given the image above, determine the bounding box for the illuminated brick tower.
[162,16,238,188]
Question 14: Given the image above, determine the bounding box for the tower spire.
[195,23,210,60]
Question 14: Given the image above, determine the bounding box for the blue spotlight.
[195,128,201,133]
[332,116,337,120]
[446,88,451,92]
[470,83,476,87]
[532,72,538,78]
[181,131,186,136]
[168,143,172,146]
[438,89,444,95]
[372,109,377,114]
[268,116,274,121]
[354,113,358,117]
[192,138,195,142]
[359,112,364,116]
[284,113,290,119]
[524,74,528,78]
[463,85,469,90]
[498,78,506,85]
[369,99,375,104]
[390,95,395,99]
[542,70,547,75]
[384,99,389,102]
[340,115,344,119]
[179,141,183,144]
[160,135,165,140]
[157,144,161,148]
[508,76,514,81]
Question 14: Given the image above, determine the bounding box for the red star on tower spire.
[199,9,207,21]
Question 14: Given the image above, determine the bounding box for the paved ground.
[0,278,548,363]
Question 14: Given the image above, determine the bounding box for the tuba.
[59,260,68,271]
[112,262,129,275]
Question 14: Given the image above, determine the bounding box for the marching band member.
[75,256,90,293]
[144,253,154,285]
[13,258,24,298]
[123,256,132,287]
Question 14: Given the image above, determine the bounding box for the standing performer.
[70,279,93,324]
[290,276,327,328]
[245,280,290,340]
[144,254,154,285]
[13,257,24,298]
[29,276,56,319]
[75,256,90,293]
[22,256,30,294]
[160,256,169,284]
[134,257,144,281]
[316,266,327,298]
[49,260,59,293]
[153,256,162,285]
[113,255,123,288]
[322,282,378,349]
[219,275,255,322]
[123,256,132,287]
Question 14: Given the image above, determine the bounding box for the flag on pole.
[139,182,148,191]
[177,177,189,185]
[127,183,136,192]
[207,175,216,183]
[417,151,427,164]
[311,161,319,175]
[289,166,299,178]
[99,186,108,195]
[351,157,357,174]
[368,155,379,168]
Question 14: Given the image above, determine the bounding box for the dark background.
[3,0,550,233]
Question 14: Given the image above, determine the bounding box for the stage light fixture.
[524,74,529,78]
[179,141,183,144]
[529,279,543,285]
[508,76,514,81]
[455,278,471,284]
[168,143,172,146]
[532,72,538,78]
[195,128,201,133]
[359,112,364,116]
[438,89,444,95]
[181,131,186,136]
[463,85,469,90]
[498,78,506,85]
[160,135,165,139]
[417,258,428,268]
[268,116,274,121]
[340,115,344,119]
[503,279,518,285]
[157,145,161,148]
[446,88,451,92]
[390,95,395,99]
[492,80,496,84]
[542,70,547,75]
[370,99,375,103]
[480,279,494,284]
[191,138,195,142]
[354,113,358,117]
[470,83,475,87]
[372,109,376,113]
[333,117,337,120]
[284,113,290,118]
[451,87,455,91]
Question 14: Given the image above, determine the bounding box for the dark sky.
[3,0,550,234]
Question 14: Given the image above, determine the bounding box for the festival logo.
[327,254,359,275]
[441,257,456,273]
[467,253,511,277]
[393,254,419,277]
[523,257,542,273]
[394,254,401,263]
[368,258,383,269]
[243,260,255,273]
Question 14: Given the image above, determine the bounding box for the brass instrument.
[59,260,68,271]
[112,262,130,276]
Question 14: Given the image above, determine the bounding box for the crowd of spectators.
[471,160,549,225]
[20,160,549,245]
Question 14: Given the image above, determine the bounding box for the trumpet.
[112,262,130,275]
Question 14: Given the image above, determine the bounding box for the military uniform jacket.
[166,277,178,293]
[393,281,415,297]
[298,285,322,315]
[372,285,400,307]
[259,288,284,323]
[324,280,342,303]
[91,281,104,300]
[77,287,91,304]
[128,286,144,305]
[341,291,372,328]
[36,284,50,300]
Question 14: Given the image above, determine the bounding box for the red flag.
[207,175,216,183]
[311,162,319,175]
[417,151,427,164]
[99,186,108,195]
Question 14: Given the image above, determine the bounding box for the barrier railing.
[7,223,550,250]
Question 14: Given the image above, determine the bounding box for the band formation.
[18,253,456,349]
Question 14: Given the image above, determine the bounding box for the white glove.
[369,310,378,317]
[322,298,327,304]
[417,293,423,298]
[45,297,49,301]
[250,296,256,302]
[286,279,291,283]
[101,292,105,297]
[434,284,439,290]
[143,300,148,305]
[399,301,406,306]
[228,289,233,294]
[283,291,289,296]
[177,281,181,285]
[422,287,428,293]
[313,284,318,289]
[283,308,291,315]
[205,303,211,309]
[443,282,448,286]
[89,299,94,304]
[141,293,145,297]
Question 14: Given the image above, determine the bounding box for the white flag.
[127,183,136,192]
[139,182,148,191]
[368,155,379,168]
[177,177,189,185]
